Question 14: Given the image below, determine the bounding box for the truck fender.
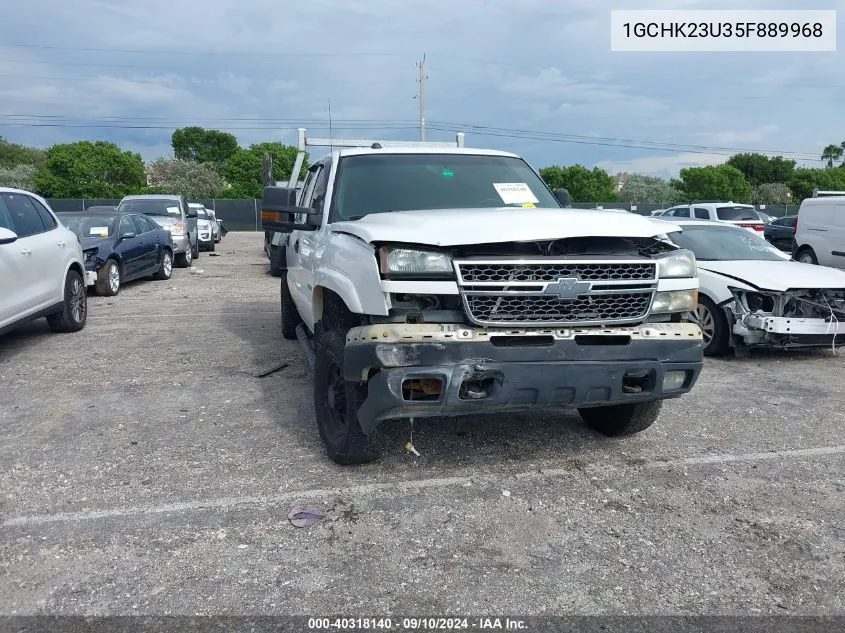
[313,268,390,320]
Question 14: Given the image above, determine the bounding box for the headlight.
[651,289,698,313]
[657,249,696,278]
[169,223,185,236]
[378,246,453,277]
[83,248,98,262]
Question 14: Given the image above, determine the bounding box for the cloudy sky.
[0,0,842,177]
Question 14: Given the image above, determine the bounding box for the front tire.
[579,400,662,437]
[314,329,380,465]
[175,242,192,268]
[687,294,730,356]
[47,270,87,333]
[280,273,302,340]
[94,259,121,296]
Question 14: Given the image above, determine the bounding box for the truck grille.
[454,259,657,327]
[458,262,655,283]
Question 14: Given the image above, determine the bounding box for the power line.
[426,121,820,159]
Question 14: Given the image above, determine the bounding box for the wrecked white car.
[661,219,845,355]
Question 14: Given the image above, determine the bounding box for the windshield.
[61,215,115,239]
[118,199,182,217]
[667,224,784,261]
[716,205,758,221]
[331,153,559,220]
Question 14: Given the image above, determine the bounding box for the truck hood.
[698,260,845,291]
[147,215,183,227]
[330,208,679,246]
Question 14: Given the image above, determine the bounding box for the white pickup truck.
[261,130,704,464]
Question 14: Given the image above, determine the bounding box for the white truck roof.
[316,146,521,161]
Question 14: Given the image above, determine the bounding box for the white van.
[793,193,845,268]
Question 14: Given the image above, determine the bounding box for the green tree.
[821,144,843,169]
[725,153,795,187]
[617,174,680,203]
[538,164,617,202]
[171,127,239,166]
[672,165,752,203]
[146,159,223,198]
[223,142,303,198]
[787,167,845,200]
[33,141,146,198]
[0,164,37,189]
[752,182,791,204]
[0,137,45,169]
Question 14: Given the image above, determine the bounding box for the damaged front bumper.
[344,322,704,434]
[734,313,845,348]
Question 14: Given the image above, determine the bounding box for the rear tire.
[687,294,730,356]
[796,247,818,265]
[47,270,87,333]
[313,329,380,465]
[579,400,662,437]
[192,238,199,259]
[153,249,173,280]
[280,272,303,340]
[94,259,121,296]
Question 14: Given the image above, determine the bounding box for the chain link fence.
[45,199,801,230]
[46,198,262,231]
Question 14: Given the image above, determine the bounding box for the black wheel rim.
[325,362,348,440]
[70,277,86,323]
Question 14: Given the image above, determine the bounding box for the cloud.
[0,0,842,172]
[597,152,727,178]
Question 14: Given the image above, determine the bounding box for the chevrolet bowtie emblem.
[543,277,591,300]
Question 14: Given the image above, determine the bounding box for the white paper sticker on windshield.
[493,183,539,205]
[89,226,109,236]
[166,206,181,215]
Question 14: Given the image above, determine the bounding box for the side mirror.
[119,232,136,241]
[0,227,18,245]
[260,186,321,232]
[186,209,198,218]
[554,188,571,207]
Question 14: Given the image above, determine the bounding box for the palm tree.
[821,144,843,168]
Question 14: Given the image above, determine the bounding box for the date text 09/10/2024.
[307,617,528,630]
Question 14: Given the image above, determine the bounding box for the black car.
[764,215,797,251]
[58,210,175,296]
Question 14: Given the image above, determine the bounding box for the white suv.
[660,202,765,234]
[0,188,88,336]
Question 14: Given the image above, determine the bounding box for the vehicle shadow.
[219,299,623,472]
[0,319,54,359]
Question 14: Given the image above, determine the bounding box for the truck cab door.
[287,164,322,323]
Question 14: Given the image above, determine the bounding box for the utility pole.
[417,54,427,141]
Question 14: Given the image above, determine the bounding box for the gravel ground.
[0,232,843,618]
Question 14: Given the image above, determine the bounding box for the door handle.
[20,248,31,255]
[56,240,66,247]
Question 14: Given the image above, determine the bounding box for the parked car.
[57,209,174,296]
[660,202,765,234]
[656,219,845,355]
[0,187,88,336]
[116,195,198,267]
[189,204,215,252]
[85,205,118,214]
[764,214,797,251]
[205,207,223,242]
[756,209,774,224]
[792,193,845,267]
